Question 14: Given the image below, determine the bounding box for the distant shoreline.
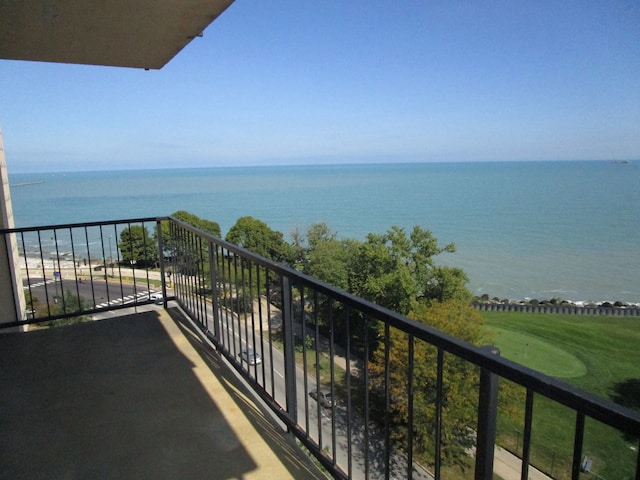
[474,301,640,316]
[10,181,44,188]
[475,295,640,308]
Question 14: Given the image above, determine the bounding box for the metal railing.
[3,217,640,480]
[1,218,170,328]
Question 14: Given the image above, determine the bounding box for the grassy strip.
[481,311,640,480]
[268,335,347,388]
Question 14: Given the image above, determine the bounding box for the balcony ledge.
[0,306,324,479]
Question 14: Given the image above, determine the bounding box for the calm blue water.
[8,161,640,303]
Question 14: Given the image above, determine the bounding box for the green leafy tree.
[156,210,220,258]
[156,211,221,277]
[305,223,356,291]
[300,224,472,355]
[226,216,292,263]
[288,225,308,268]
[369,300,483,467]
[349,226,471,313]
[157,210,221,246]
[119,225,157,267]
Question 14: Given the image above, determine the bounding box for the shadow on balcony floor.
[0,307,325,480]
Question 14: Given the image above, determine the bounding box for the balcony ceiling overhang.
[0,0,234,70]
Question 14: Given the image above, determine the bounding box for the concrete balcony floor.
[0,305,325,480]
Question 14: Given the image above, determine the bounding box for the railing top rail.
[0,217,160,234]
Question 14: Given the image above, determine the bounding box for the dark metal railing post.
[209,241,220,344]
[156,218,168,308]
[571,412,585,480]
[475,346,500,480]
[435,348,444,478]
[521,389,534,480]
[636,439,640,480]
[281,275,297,426]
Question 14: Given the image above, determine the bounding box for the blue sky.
[1,1,639,173]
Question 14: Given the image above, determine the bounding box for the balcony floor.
[0,306,325,480]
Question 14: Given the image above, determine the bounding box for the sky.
[1,1,639,173]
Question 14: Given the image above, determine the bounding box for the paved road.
[24,277,161,312]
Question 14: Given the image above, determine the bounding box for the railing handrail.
[0,217,159,235]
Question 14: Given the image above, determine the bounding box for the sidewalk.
[20,255,164,282]
[494,446,551,480]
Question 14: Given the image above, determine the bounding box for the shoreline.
[475,294,640,309]
[473,301,640,316]
[18,255,640,310]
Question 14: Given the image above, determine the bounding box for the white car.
[240,348,262,366]
[149,292,163,304]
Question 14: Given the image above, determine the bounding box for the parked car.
[240,348,262,366]
[309,390,335,408]
[149,292,163,304]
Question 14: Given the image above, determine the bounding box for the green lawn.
[485,326,587,378]
[481,311,640,480]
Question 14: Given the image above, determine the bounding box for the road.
[24,276,161,312]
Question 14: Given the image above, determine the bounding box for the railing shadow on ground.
[166,305,328,479]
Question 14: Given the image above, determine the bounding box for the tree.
[167,210,220,237]
[155,211,221,277]
[119,225,157,267]
[307,222,337,249]
[226,216,292,263]
[299,224,472,356]
[368,300,484,467]
[304,224,356,291]
[289,225,307,268]
[349,226,471,315]
[423,265,471,303]
[156,210,221,254]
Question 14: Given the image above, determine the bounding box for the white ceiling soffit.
[0,0,235,69]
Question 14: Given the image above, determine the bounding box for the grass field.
[481,311,640,480]
[485,326,587,378]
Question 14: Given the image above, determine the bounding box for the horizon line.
[8,158,631,176]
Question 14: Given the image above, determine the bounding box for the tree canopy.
[226,216,292,262]
[301,224,471,315]
[369,300,484,466]
[303,223,356,290]
[170,210,221,237]
[118,225,157,267]
[156,210,221,251]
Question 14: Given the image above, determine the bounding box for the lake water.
[8,161,640,303]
